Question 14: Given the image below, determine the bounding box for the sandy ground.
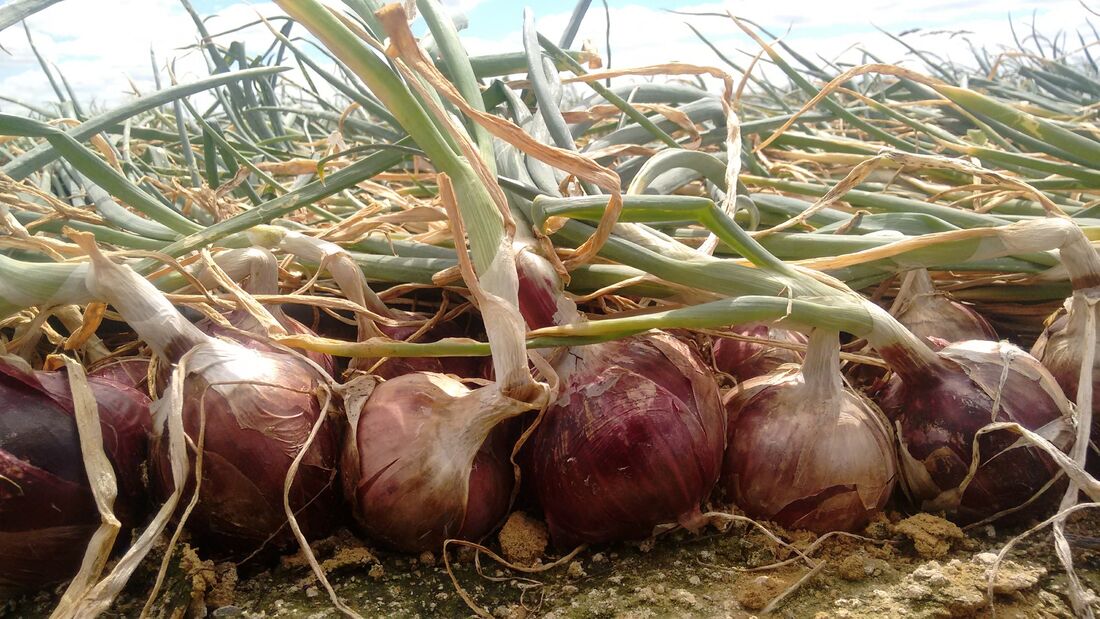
[5,504,1098,618]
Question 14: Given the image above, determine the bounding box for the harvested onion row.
[1,4,1100,618]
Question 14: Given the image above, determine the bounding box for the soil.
[3,508,1098,618]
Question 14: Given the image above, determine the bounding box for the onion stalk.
[280,2,553,554]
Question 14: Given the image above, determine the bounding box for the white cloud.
[0,0,282,111]
[460,0,1095,91]
[441,0,490,18]
[0,0,1094,113]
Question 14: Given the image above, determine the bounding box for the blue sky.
[0,0,1093,109]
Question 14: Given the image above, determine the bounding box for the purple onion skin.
[712,324,806,381]
[529,333,725,548]
[342,374,514,552]
[877,340,1071,525]
[149,346,342,556]
[0,362,149,595]
[466,428,516,538]
[722,376,896,534]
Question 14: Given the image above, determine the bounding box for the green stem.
[137,146,407,273]
[0,114,202,235]
[536,34,679,149]
[277,0,504,274]
[534,194,792,274]
[284,295,875,357]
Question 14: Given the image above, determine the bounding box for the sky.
[0,0,1096,112]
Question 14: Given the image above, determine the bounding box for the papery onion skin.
[877,340,1073,525]
[74,237,343,556]
[342,373,516,552]
[1031,305,1098,470]
[712,323,806,381]
[149,340,342,555]
[0,361,149,595]
[722,365,896,534]
[528,332,725,548]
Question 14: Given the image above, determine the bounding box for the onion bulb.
[721,330,896,534]
[0,358,149,595]
[513,242,724,547]
[712,323,806,380]
[341,372,526,552]
[528,332,725,547]
[877,339,1075,524]
[147,339,343,552]
[75,236,342,555]
[890,269,995,349]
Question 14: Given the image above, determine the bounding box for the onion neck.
[972,219,1100,292]
[239,247,280,297]
[73,233,209,364]
[862,300,948,385]
[512,216,583,329]
[1048,222,1100,292]
[250,225,394,338]
[802,329,843,400]
[0,254,93,319]
[889,268,935,314]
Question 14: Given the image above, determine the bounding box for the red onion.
[527,332,725,547]
[712,323,806,380]
[338,194,551,552]
[890,269,995,349]
[512,242,725,547]
[721,330,896,534]
[147,339,343,553]
[77,238,343,555]
[877,339,1075,524]
[0,358,149,595]
[341,372,524,552]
